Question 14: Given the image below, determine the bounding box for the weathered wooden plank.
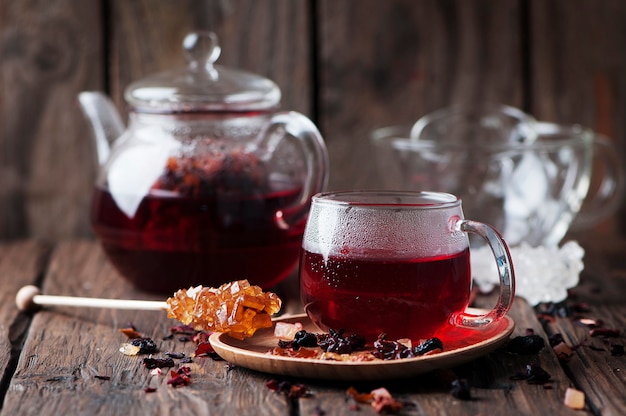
[528,0,626,235]
[317,0,524,191]
[2,238,623,415]
[537,237,626,416]
[0,0,103,240]
[109,0,312,114]
[0,240,50,409]
[542,304,626,416]
[1,241,290,415]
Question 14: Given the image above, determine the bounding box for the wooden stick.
[16,285,167,312]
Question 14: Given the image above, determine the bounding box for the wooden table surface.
[0,237,624,415]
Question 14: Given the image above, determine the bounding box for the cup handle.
[571,134,625,230]
[256,111,329,229]
[451,219,516,328]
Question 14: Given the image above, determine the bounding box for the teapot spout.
[78,91,125,165]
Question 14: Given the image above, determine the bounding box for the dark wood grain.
[0,1,102,240]
[0,0,312,241]
[529,0,626,235]
[1,241,292,415]
[0,240,50,410]
[109,0,312,114]
[317,0,524,191]
[1,1,626,239]
[1,238,626,414]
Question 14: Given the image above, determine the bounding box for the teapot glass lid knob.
[183,31,221,79]
[125,31,280,113]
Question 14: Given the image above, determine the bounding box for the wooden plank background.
[0,0,625,240]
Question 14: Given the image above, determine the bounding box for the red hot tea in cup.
[299,191,515,343]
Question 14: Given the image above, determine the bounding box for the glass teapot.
[79,31,329,294]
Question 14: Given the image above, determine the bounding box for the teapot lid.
[125,31,281,113]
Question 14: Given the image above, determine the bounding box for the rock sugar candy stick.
[16,279,282,340]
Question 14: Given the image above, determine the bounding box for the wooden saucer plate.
[209,308,515,381]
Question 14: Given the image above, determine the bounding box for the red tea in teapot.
[81,32,329,295]
[91,154,306,294]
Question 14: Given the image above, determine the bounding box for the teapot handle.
[257,111,329,229]
[571,133,626,230]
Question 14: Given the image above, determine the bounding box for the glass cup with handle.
[299,190,515,343]
[372,105,624,248]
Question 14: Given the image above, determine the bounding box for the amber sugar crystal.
[166,280,282,340]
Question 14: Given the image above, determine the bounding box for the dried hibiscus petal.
[265,379,310,398]
[318,329,366,354]
[525,364,552,384]
[346,387,405,414]
[372,336,442,360]
[549,333,565,347]
[590,328,620,338]
[195,342,220,359]
[167,366,191,387]
[414,338,443,355]
[287,384,310,399]
[165,351,185,359]
[119,327,143,339]
[372,337,413,360]
[506,335,545,354]
[450,379,471,400]
[293,330,319,348]
[371,388,404,414]
[143,357,175,369]
[346,386,374,403]
[130,337,158,354]
[169,324,198,335]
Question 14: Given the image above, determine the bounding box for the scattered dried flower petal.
[119,327,143,339]
[590,328,620,338]
[265,379,311,398]
[143,357,175,369]
[195,342,221,359]
[167,366,191,387]
[506,335,545,354]
[525,364,552,385]
[169,324,198,336]
[450,379,471,400]
[346,387,406,414]
[371,388,403,414]
[346,386,374,403]
[165,351,185,359]
[549,333,565,347]
[129,337,158,354]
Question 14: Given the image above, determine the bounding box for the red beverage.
[299,248,472,342]
[92,183,305,294]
